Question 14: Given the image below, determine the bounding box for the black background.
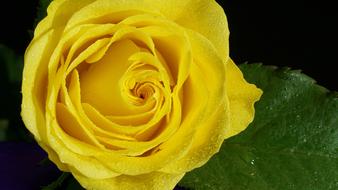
[220,1,337,91]
[0,0,337,90]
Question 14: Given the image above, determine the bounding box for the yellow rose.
[21,0,262,189]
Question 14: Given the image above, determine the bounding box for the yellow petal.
[63,0,161,32]
[45,24,105,86]
[149,0,229,58]
[139,24,191,89]
[95,120,191,175]
[61,70,138,147]
[85,26,156,64]
[186,29,226,115]
[21,30,54,142]
[39,142,69,171]
[80,39,142,115]
[95,95,179,156]
[48,120,120,179]
[160,28,227,174]
[81,103,139,135]
[56,103,99,146]
[73,170,184,190]
[34,0,95,38]
[67,37,112,73]
[160,57,227,174]
[225,59,263,138]
[160,101,229,174]
[47,108,120,178]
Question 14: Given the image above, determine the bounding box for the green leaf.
[179,63,338,190]
[29,0,53,37]
[42,173,70,190]
[0,44,23,83]
[0,119,9,141]
[41,172,84,190]
[0,45,31,142]
[63,177,85,190]
[34,0,53,27]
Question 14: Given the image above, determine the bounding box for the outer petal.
[73,171,184,190]
[160,99,229,174]
[22,0,96,142]
[63,0,161,32]
[34,0,95,38]
[225,59,263,138]
[149,0,229,58]
[21,30,54,142]
[160,30,228,174]
[39,143,69,171]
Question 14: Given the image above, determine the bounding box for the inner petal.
[80,39,147,115]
